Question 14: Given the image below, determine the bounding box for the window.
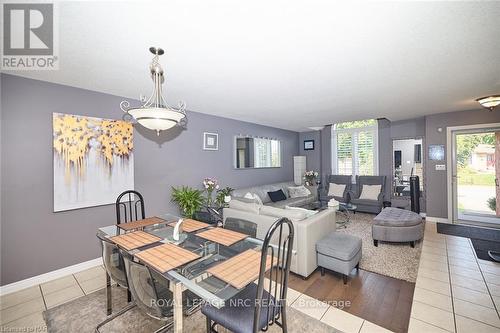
[332,119,378,178]
[253,138,281,168]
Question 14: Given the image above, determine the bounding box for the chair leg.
[373,240,378,247]
[95,301,136,333]
[321,267,325,276]
[410,241,415,248]
[281,307,288,333]
[127,289,131,303]
[355,263,359,271]
[343,275,348,284]
[206,317,212,333]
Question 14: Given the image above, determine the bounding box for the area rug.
[43,286,341,333]
[336,212,422,282]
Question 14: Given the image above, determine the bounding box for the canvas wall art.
[53,113,134,212]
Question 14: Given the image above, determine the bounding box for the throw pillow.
[260,205,307,221]
[228,199,260,214]
[359,184,382,200]
[241,192,263,205]
[285,205,318,218]
[288,185,312,198]
[327,183,346,197]
[267,189,287,202]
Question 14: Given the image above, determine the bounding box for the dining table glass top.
[97,213,265,308]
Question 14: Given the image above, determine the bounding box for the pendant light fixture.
[120,47,186,135]
[476,95,500,112]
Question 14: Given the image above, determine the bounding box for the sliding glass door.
[451,127,500,226]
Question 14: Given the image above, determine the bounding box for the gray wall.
[0,74,299,285]
[425,109,499,219]
[298,131,321,173]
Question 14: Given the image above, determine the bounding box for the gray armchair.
[349,176,386,214]
[319,175,352,204]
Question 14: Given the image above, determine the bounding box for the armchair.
[349,176,386,214]
[319,175,352,204]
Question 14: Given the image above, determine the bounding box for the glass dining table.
[97,213,265,333]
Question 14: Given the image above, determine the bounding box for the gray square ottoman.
[372,207,424,247]
[316,233,362,284]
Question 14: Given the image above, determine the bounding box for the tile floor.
[408,221,500,333]
[1,220,499,333]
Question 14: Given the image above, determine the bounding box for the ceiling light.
[120,47,186,135]
[476,95,500,111]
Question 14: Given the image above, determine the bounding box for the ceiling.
[7,1,500,131]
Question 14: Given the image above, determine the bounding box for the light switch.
[435,164,446,171]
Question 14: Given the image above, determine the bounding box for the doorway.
[450,125,500,226]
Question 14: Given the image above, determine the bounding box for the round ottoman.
[372,207,423,247]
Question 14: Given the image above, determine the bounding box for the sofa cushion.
[373,207,422,227]
[228,199,260,214]
[288,186,311,198]
[233,182,296,204]
[328,183,346,197]
[241,192,263,205]
[359,185,381,200]
[260,205,307,221]
[268,189,287,202]
[350,198,380,206]
[316,233,362,261]
[285,206,318,218]
[266,195,315,208]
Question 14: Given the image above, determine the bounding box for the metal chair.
[202,217,295,333]
[95,234,135,332]
[116,190,145,224]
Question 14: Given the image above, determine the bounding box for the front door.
[451,127,500,226]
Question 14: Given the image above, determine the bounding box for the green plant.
[215,187,234,208]
[171,186,204,218]
[487,197,496,212]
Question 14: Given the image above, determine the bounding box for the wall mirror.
[392,138,424,197]
[234,136,281,169]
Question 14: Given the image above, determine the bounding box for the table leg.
[106,271,112,315]
[173,282,183,333]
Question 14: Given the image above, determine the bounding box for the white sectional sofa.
[223,200,336,278]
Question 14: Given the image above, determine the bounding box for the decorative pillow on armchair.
[327,183,346,197]
[287,185,311,198]
[359,185,382,200]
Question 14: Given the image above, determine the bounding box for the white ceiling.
[7,0,500,131]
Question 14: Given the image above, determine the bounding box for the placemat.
[135,243,201,273]
[167,219,210,233]
[196,227,248,246]
[207,249,273,289]
[117,217,168,231]
[110,231,162,250]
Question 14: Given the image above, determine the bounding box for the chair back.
[254,217,294,332]
[356,176,386,197]
[116,190,145,224]
[121,251,173,320]
[97,233,128,287]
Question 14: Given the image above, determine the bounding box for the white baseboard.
[426,216,451,223]
[0,257,102,296]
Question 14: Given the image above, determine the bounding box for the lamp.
[476,95,500,112]
[120,47,186,135]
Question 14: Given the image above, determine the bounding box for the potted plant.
[216,187,234,208]
[171,186,204,219]
[303,170,319,186]
[202,177,219,207]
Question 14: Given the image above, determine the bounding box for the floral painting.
[53,113,134,212]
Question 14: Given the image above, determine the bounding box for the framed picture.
[303,140,315,150]
[429,144,445,161]
[203,132,219,150]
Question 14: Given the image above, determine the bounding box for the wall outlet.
[435,164,446,171]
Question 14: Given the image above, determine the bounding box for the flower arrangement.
[303,170,319,186]
[203,177,219,206]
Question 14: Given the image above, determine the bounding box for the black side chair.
[95,234,136,332]
[116,190,145,224]
[202,217,295,333]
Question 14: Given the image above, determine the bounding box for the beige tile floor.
[409,221,500,333]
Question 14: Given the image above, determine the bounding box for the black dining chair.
[95,234,136,332]
[202,217,295,333]
[116,190,145,224]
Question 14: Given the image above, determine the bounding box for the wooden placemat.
[196,228,248,246]
[117,217,168,231]
[110,231,162,250]
[207,249,273,289]
[135,243,201,273]
[167,219,210,233]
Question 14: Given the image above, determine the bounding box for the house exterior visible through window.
[331,119,378,179]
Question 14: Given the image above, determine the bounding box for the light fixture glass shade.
[476,95,500,111]
[121,47,186,135]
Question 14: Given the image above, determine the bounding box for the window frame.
[331,122,379,180]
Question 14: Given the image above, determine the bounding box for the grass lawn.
[458,167,495,186]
